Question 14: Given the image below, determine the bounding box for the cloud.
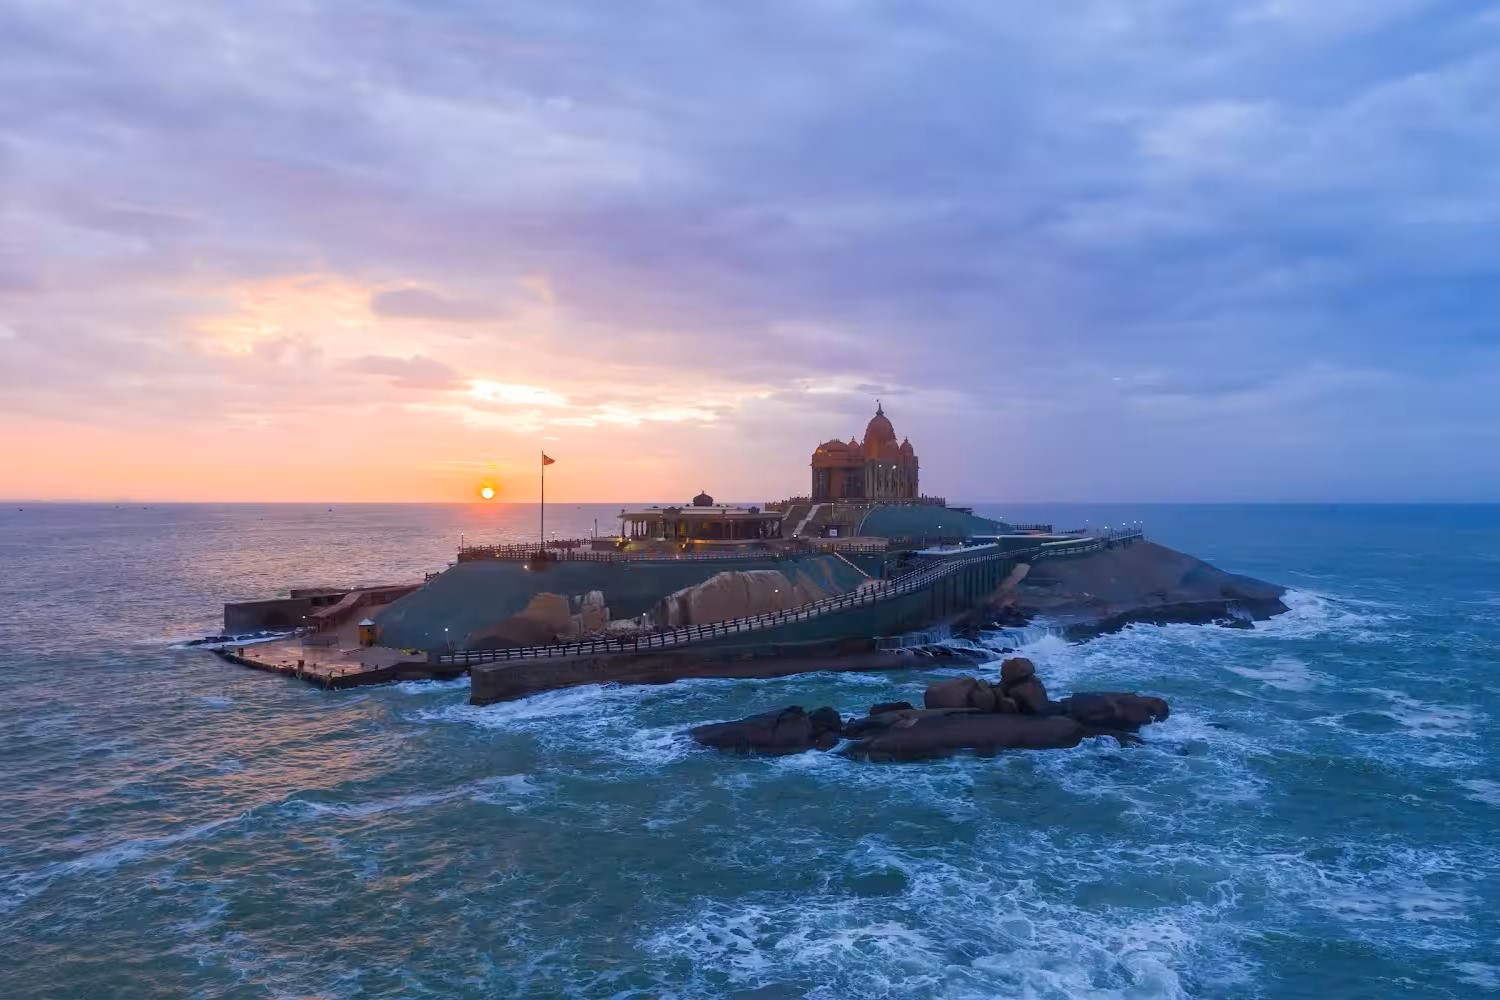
[369,287,500,323]
[1,0,1497,499]
[347,354,463,390]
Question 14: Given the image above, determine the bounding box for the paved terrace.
[213,616,438,689]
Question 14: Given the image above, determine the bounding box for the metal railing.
[454,537,893,565]
[431,528,1142,666]
[457,543,795,565]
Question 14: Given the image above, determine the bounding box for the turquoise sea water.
[1,503,1496,999]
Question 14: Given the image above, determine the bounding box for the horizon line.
[5,498,1497,506]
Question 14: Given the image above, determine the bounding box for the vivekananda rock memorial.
[210,399,1287,709]
[810,401,922,503]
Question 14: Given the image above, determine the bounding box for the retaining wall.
[374,553,866,651]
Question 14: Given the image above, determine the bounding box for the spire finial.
[876,398,883,416]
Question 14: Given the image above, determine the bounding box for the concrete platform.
[212,621,461,689]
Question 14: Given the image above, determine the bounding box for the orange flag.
[542,453,556,466]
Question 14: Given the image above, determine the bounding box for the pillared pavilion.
[809,402,919,502]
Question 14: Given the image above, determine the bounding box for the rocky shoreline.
[965,539,1288,642]
[468,541,1288,705]
[690,656,1170,762]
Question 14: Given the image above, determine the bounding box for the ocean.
[0,503,1496,999]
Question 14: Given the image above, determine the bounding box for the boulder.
[924,676,981,711]
[843,707,981,738]
[580,590,609,634]
[1005,676,1050,715]
[468,592,572,648]
[970,681,1000,713]
[844,713,1092,761]
[652,570,832,628]
[868,700,915,715]
[1000,656,1036,685]
[1060,692,1170,731]
[690,705,842,755]
[808,706,845,747]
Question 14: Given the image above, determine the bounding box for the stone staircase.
[789,502,827,538]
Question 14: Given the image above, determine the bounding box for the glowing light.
[468,380,567,407]
[480,486,495,500]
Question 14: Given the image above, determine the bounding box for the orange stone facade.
[810,403,919,502]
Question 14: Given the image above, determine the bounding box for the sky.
[2,0,1498,503]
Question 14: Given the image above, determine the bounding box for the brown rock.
[1007,676,1050,715]
[579,590,609,634]
[1060,692,1170,731]
[652,570,831,628]
[1000,657,1036,685]
[469,592,572,647]
[970,680,1000,713]
[869,700,915,715]
[843,707,980,738]
[690,706,817,754]
[924,676,980,711]
[808,706,844,738]
[843,713,1089,761]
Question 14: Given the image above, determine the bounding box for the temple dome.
[862,402,897,452]
[900,437,914,456]
[692,490,714,507]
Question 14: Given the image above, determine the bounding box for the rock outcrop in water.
[689,657,1169,761]
[688,705,844,754]
[977,539,1289,640]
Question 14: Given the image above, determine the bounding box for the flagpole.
[540,449,545,555]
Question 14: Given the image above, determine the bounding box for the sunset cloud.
[370,287,501,323]
[2,0,1497,501]
[348,354,465,391]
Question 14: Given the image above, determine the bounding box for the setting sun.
[479,485,496,500]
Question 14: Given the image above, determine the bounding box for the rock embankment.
[985,539,1288,639]
[688,656,1170,761]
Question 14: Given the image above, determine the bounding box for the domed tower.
[692,490,714,507]
[860,402,919,500]
[861,401,897,455]
[808,402,920,502]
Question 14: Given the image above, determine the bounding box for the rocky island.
[210,404,1287,700]
[691,656,1171,761]
[975,537,1289,641]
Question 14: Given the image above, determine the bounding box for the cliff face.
[994,540,1287,639]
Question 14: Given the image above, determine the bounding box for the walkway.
[434,529,1143,666]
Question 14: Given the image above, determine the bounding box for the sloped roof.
[856,505,1011,540]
